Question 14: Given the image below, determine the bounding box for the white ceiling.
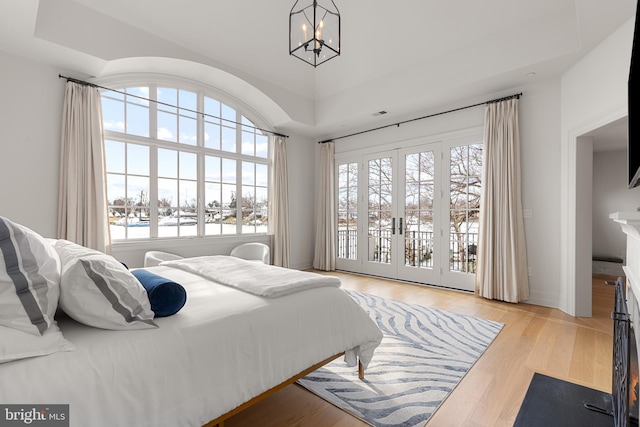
[0,0,636,139]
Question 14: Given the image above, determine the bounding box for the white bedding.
[161,255,341,297]
[0,264,382,427]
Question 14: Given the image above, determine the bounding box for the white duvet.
[161,255,341,297]
[0,265,382,427]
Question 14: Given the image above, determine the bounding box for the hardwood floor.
[224,272,616,427]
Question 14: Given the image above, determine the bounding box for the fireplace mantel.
[610,211,640,241]
[611,211,640,338]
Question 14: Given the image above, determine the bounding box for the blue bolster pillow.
[131,269,187,317]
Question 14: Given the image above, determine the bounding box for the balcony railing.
[337,228,358,260]
[337,228,478,273]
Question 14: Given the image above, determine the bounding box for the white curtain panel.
[57,81,111,253]
[269,136,290,267]
[475,98,530,303]
[313,142,337,271]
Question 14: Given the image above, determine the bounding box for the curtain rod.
[58,74,289,139]
[318,92,523,144]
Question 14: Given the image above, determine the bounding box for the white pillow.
[54,240,157,330]
[0,216,60,336]
[0,321,74,364]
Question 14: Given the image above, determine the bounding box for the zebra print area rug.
[297,290,503,427]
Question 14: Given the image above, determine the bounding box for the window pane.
[158,177,178,238]
[105,140,125,173]
[102,98,125,132]
[158,149,177,179]
[179,90,197,118]
[179,116,197,145]
[242,186,255,212]
[127,176,149,206]
[157,88,177,113]
[104,90,124,101]
[242,162,255,185]
[255,186,268,233]
[107,173,125,206]
[179,152,197,180]
[158,111,177,142]
[404,151,434,268]
[126,175,150,239]
[242,131,254,156]
[179,179,198,237]
[222,159,236,183]
[205,122,220,150]
[205,183,221,236]
[205,183,221,208]
[242,185,256,232]
[222,126,236,152]
[126,87,149,106]
[221,183,236,235]
[256,164,268,186]
[108,172,126,240]
[205,156,221,182]
[158,178,177,213]
[179,180,197,210]
[221,104,236,128]
[127,144,149,176]
[204,97,220,122]
[256,134,269,158]
[368,158,392,264]
[449,143,482,274]
[127,104,149,137]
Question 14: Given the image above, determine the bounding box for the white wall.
[593,149,640,260]
[560,17,634,316]
[518,78,563,308]
[0,50,63,237]
[329,77,563,308]
[576,137,593,315]
[0,49,317,269]
[285,134,316,270]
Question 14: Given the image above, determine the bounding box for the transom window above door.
[101,83,270,240]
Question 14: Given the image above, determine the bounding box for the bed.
[0,217,383,427]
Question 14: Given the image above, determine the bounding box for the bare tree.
[449,144,482,272]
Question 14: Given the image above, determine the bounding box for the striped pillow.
[54,240,157,330]
[0,217,60,336]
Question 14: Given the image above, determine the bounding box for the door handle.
[391,217,396,235]
[399,218,403,235]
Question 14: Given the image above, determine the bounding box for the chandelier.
[289,0,341,67]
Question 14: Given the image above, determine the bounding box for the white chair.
[144,251,183,267]
[230,243,270,264]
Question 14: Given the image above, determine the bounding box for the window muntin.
[102,84,270,240]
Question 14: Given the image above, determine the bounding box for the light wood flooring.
[224,272,616,427]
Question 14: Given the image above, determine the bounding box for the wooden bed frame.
[204,353,365,427]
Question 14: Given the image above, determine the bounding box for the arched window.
[101,83,270,240]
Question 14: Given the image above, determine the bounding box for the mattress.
[0,265,382,427]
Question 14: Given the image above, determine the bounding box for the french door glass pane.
[338,163,358,260]
[449,144,482,273]
[405,151,434,268]
[368,158,392,264]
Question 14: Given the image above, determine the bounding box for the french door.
[336,138,481,291]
